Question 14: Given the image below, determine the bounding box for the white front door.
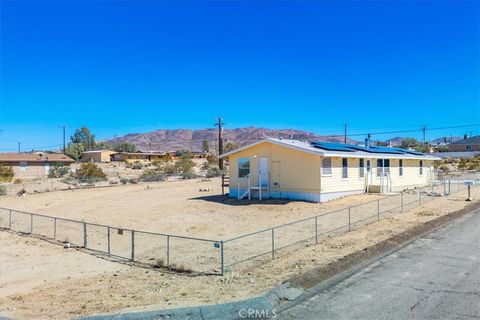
[258,158,269,187]
[366,160,372,189]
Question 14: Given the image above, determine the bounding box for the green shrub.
[0,164,14,182]
[0,185,7,196]
[140,169,166,182]
[48,163,70,178]
[120,178,128,184]
[13,178,23,184]
[74,162,106,182]
[206,166,222,178]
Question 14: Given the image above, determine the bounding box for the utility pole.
[421,125,427,145]
[59,125,68,154]
[18,142,21,154]
[215,117,225,194]
[343,124,348,144]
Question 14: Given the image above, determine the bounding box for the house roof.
[81,150,117,154]
[219,138,440,160]
[450,135,480,145]
[0,152,75,163]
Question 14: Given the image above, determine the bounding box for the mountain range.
[104,128,465,152]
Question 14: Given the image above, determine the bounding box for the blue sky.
[1,1,479,151]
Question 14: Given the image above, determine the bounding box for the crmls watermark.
[238,308,278,319]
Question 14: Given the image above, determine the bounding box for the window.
[377,159,390,176]
[342,158,348,179]
[466,145,472,151]
[19,161,27,171]
[399,159,403,176]
[238,158,250,178]
[419,160,423,175]
[322,158,332,176]
[359,159,365,178]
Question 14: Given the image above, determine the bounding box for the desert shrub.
[48,163,70,178]
[0,185,7,196]
[13,178,23,184]
[74,162,106,182]
[140,169,166,182]
[125,162,133,168]
[438,165,450,173]
[0,164,14,182]
[206,166,222,178]
[163,164,176,174]
[175,154,195,174]
[131,161,143,170]
[61,176,79,185]
[181,171,197,179]
[120,177,139,184]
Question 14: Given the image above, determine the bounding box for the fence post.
[30,214,33,234]
[348,207,351,231]
[271,228,275,260]
[107,226,111,255]
[53,217,57,239]
[131,230,135,261]
[448,179,451,195]
[377,199,380,220]
[401,192,404,213]
[8,209,12,230]
[220,240,224,276]
[315,216,318,244]
[419,189,422,205]
[83,222,87,248]
[166,235,170,269]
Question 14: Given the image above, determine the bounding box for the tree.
[71,127,96,150]
[223,142,239,153]
[94,142,112,150]
[65,142,85,161]
[400,138,419,149]
[113,141,137,153]
[202,140,210,153]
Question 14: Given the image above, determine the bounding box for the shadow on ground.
[188,194,305,206]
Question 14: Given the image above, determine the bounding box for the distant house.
[220,138,439,203]
[112,151,172,163]
[81,150,117,163]
[0,152,74,178]
[448,135,480,152]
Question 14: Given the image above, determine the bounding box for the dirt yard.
[0,179,478,319]
[0,177,397,239]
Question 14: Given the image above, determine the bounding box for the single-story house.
[219,138,440,203]
[81,150,117,163]
[0,152,75,178]
[112,151,172,163]
[448,135,480,152]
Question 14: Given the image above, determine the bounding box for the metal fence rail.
[0,178,477,275]
[0,208,222,275]
[222,179,478,271]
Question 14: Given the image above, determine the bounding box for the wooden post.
[83,222,87,248]
[315,216,318,244]
[166,235,170,269]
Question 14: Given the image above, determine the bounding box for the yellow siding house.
[220,138,440,203]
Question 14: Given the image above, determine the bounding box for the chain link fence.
[0,208,222,275]
[222,179,479,271]
[1,178,478,275]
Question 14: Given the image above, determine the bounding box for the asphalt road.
[279,209,480,320]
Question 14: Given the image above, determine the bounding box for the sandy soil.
[0,177,390,239]
[0,183,478,319]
